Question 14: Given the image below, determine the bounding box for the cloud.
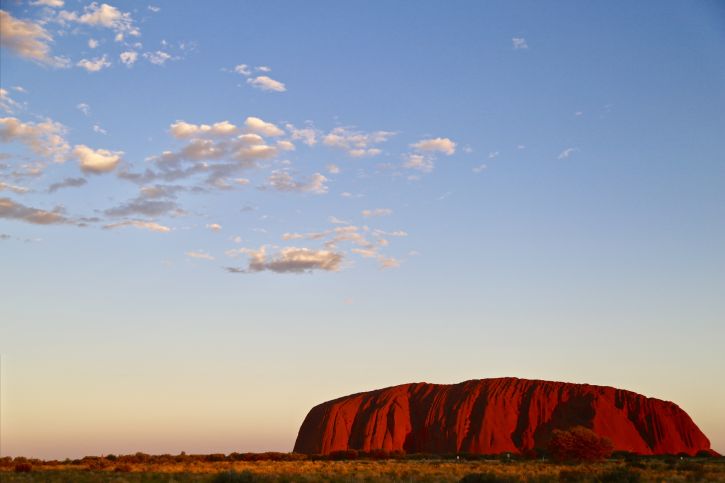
[206,223,222,232]
[147,5,160,13]
[234,64,251,76]
[472,163,487,173]
[557,147,578,159]
[0,10,68,67]
[143,50,172,65]
[411,137,456,155]
[77,55,111,72]
[244,117,283,137]
[93,124,107,135]
[48,177,87,192]
[0,116,70,162]
[378,256,400,269]
[0,182,30,194]
[74,144,122,173]
[137,123,280,187]
[403,153,434,172]
[326,164,340,174]
[323,127,394,157]
[0,88,23,114]
[58,2,139,36]
[76,102,91,116]
[105,197,179,217]
[0,197,68,224]
[512,37,528,50]
[31,0,64,6]
[362,208,392,218]
[186,250,214,260]
[247,75,286,92]
[226,246,342,274]
[103,219,170,233]
[263,170,328,194]
[119,51,137,66]
[88,38,99,48]
[285,123,317,146]
[169,120,238,139]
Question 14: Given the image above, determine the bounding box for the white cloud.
[77,55,111,72]
[472,163,487,173]
[88,38,99,48]
[255,65,271,73]
[206,223,222,232]
[74,144,122,173]
[143,50,172,65]
[263,170,328,194]
[59,2,139,36]
[403,153,434,172]
[148,5,160,13]
[76,103,91,116]
[247,75,286,92]
[557,147,578,159]
[0,10,68,67]
[411,137,456,155]
[31,0,64,7]
[226,245,343,274]
[0,88,23,114]
[186,250,214,261]
[276,140,295,151]
[512,37,528,49]
[323,127,394,157]
[0,181,30,194]
[93,124,107,135]
[326,164,340,174]
[234,64,251,76]
[285,123,317,146]
[0,116,70,162]
[244,116,283,137]
[119,50,137,66]
[362,208,392,218]
[488,151,499,159]
[103,220,170,233]
[169,120,238,139]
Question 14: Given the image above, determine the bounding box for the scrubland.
[2,453,724,482]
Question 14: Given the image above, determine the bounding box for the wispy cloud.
[512,37,528,49]
[557,147,578,159]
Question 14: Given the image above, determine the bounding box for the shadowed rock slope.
[294,377,714,456]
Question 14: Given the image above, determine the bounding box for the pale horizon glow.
[1,0,724,459]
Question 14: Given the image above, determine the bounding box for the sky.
[1,0,724,459]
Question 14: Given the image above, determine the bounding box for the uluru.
[294,377,715,456]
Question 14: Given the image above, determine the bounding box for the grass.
[1,457,725,482]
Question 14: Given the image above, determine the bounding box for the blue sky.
[1,0,724,458]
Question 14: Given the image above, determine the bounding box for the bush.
[14,463,32,473]
[211,470,264,483]
[328,449,359,460]
[598,467,641,483]
[459,472,521,483]
[547,426,614,462]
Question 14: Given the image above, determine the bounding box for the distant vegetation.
[1,451,723,482]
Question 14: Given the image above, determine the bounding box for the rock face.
[294,378,714,456]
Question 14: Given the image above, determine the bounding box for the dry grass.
[1,457,724,482]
